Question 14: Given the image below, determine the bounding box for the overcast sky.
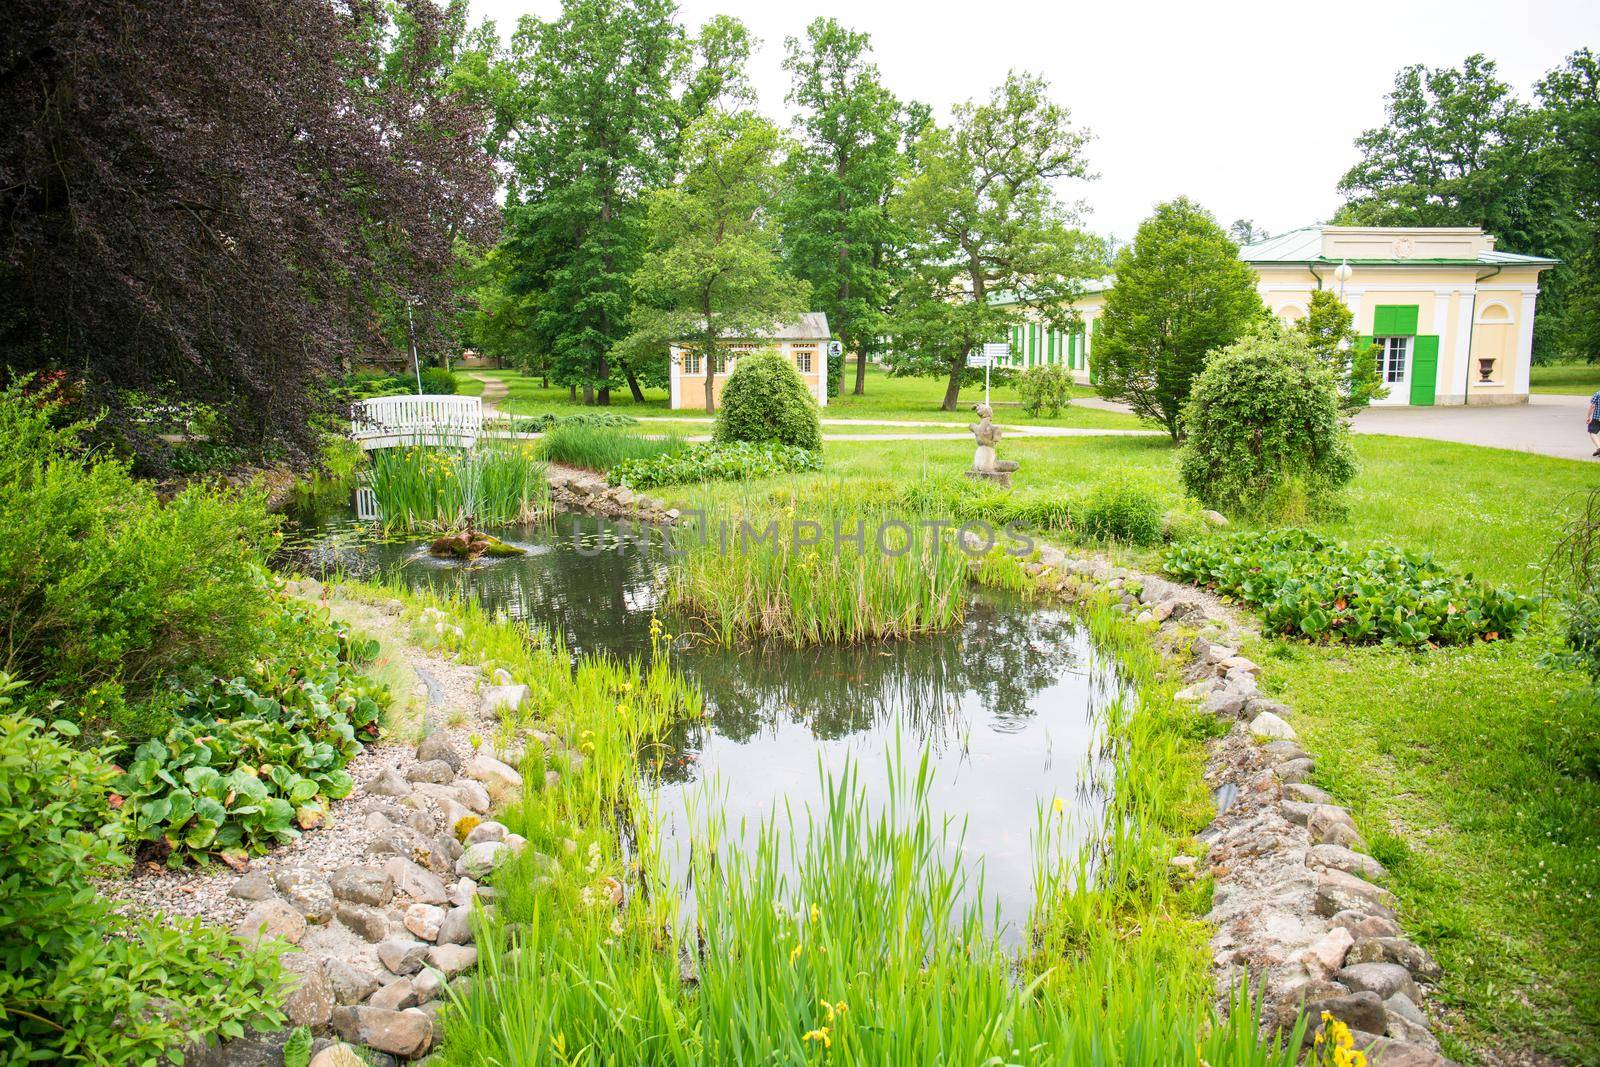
[469,0,1598,244]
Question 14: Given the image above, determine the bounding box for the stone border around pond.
[1016,543,1457,1066]
[547,462,679,525]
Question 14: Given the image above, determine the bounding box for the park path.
[467,372,508,415]
[631,415,1162,440]
[1351,393,1597,462]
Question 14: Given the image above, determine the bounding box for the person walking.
[1589,387,1600,457]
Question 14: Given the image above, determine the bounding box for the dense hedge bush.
[0,677,287,1062]
[1177,331,1357,520]
[1164,528,1532,647]
[0,383,279,737]
[712,350,823,451]
[114,583,387,866]
[1017,363,1073,417]
[421,367,458,395]
[610,441,824,489]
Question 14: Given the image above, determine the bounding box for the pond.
[284,499,1131,941]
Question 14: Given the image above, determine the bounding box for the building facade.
[668,313,832,410]
[997,226,1554,407]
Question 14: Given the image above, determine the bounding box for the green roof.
[1239,226,1558,267]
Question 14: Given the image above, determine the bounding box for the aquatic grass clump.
[665,496,968,646]
[539,423,686,473]
[366,442,549,531]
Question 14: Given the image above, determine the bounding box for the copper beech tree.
[0,0,497,466]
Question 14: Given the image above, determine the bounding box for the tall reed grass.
[366,443,549,531]
[665,493,967,645]
[540,424,686,473]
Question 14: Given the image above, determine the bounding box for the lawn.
[647,430,1600,1063]
[457,364,1142,430]
[1530,361,1600,396]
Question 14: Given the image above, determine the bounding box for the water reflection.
[283,500,1127,938]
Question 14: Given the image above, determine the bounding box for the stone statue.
[966,402,1019,488]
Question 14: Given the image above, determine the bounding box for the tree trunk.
[582,383,595,405]
[941,359,963,411]
[854,348,867,395]
[625,368,645,403]
[568,384,577,402]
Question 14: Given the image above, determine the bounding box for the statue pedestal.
[965,462,1017,489]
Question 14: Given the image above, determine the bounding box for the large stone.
[330,865,394,907]
[1175,680,1215,703]
[1262,740,1309,763]
[404,903,446,942]
[364,765,413,797]
[1347,937,1443,981]
[385,857,449,905]
[1297,926,1355,977]
[227,871,276,901]
[377,938,431,975]
[449,879,478,908]
[1305,990,1387,1038]
[465,820,510,846]
[280,952,334,1028]
[412,966,446,1004]
[335,902,390,943]
[1385,992,1428,1028]
[1275,758,1316,784]
[1309,806,1367,850]
[1329,910,1403,940]
[1337,961,1420,1002]
[369,977,418,1011]
[330,1006,433,1059]
[274,868,334,924]
[233,899,305,945]
[1315,869,1398,920]
[416,732,462,771]
[1358,1038,1451,1066]
[1286,782,1334,805]
[426,943,478,977]
[368,826,429,859]
[325,959,382,1006]
[1248,711,1297,740]
[1309,844,1389,881]
[308,1043,368,1067]
[436,904,474,946]
[1204,689,1247,719]
[179,1029,290,1067]
[464,755,523,805]
[406,759,456,785]
[453,779,492,814]
[457,840,509,881]
[479,684,530,716]
[1282,800,1317,826]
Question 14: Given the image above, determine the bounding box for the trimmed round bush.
[1017,364,1072,418]
[1177,331,1357,520]
[713,350,822,451]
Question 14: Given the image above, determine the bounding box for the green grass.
[1531,361,1600,395]
[458,365,1145,430]
[538,423,686,472]
[366,442,548,531]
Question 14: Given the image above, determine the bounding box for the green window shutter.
[1373,305,1419,335]
[1409,335,1438,406]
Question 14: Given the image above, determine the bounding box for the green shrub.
[0,676,287,1062]
[610,441,823,489]
[1177,330,1357,520]
[1163,528,1532,647]
[712,350,822,451]
[508,411,638,434]
[114,581,387,866]
[0,383,280,737]
[421,367,458,395]
[539,425,685,473]
[1017,363,1073,417]
[1081,481,1164,545]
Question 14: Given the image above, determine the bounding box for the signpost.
[968,343,1009,406]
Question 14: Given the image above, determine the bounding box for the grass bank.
[1530,361,1600,396]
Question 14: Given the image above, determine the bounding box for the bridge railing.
[351,394,483,450]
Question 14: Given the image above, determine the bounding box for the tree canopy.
[0,0,497,466]
[1092,198,1266,439]
[888,72,1104,411]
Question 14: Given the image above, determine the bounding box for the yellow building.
[669,313,832,410]
[999,226,1555,407]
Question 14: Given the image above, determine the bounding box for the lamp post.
[405,297,423,395]
[1334,259,1353,299]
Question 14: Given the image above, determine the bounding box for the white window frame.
[681,349,702,375]
[1375,335,1410,386]
[793,346,814,373]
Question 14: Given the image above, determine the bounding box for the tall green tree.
[1093,198,1267,439]
[1295,289,1384,413]
[625,110,807,413]
[780,18,916,397]
[1538,49,1600,361]
[1334,54,1578,355]
[888,72,1103,411]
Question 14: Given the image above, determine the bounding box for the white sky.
[470,0,1598,244]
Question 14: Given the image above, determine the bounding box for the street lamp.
[404,296,423,395]
[1334,259,1353,298]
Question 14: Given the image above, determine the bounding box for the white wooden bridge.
[350,394,482,450]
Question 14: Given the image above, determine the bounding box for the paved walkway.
[1351,394,1596,463]
[632,414,1161,440]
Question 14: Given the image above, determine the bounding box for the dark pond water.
[284,496,1129,939]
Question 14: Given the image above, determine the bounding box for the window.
[681,349,702,375]
[1376,336,1409,384]
[793,345,814,373]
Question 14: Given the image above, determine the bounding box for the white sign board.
[826,340,844,357]
[965,352,991,368]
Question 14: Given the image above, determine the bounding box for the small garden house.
[995,226,1555,407]
[668,313,833,410]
